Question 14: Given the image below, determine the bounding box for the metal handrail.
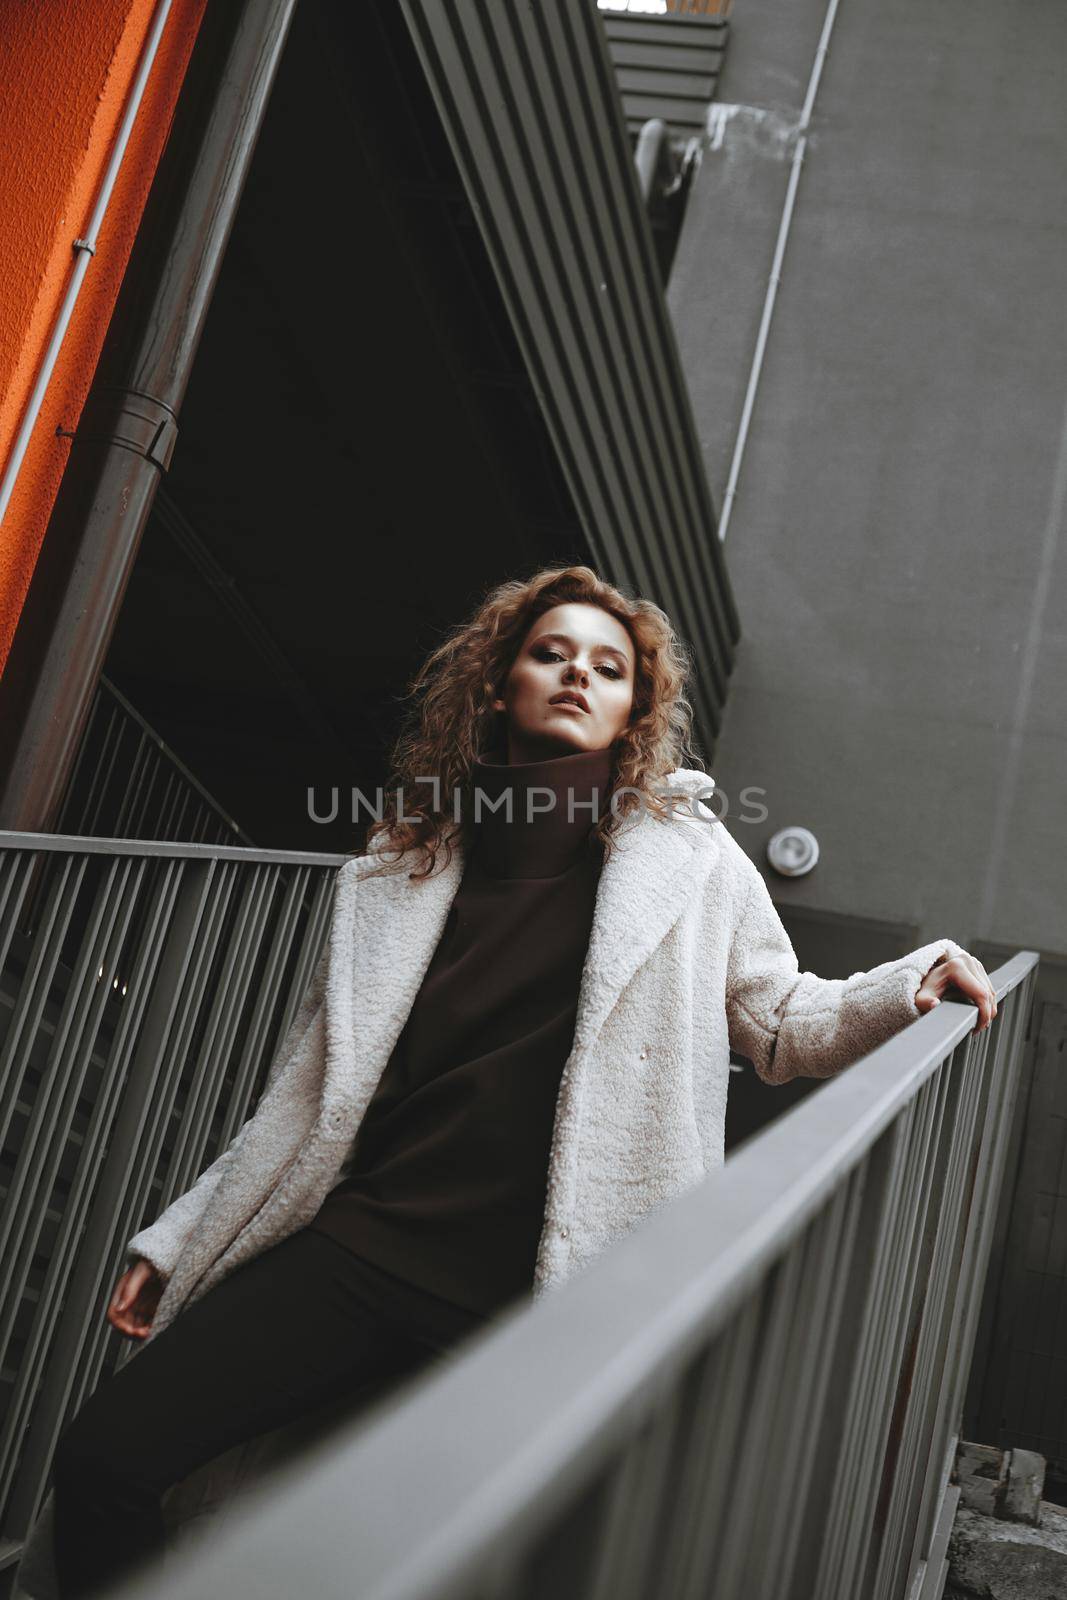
[666,0,733,15]
[119,951,1037,1600]
[0,829,346,867]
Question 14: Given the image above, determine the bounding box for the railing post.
[782,1132,897,1599]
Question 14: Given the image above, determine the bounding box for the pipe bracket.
[76,386,180,472]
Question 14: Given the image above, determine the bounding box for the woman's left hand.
[915,951,997,1033]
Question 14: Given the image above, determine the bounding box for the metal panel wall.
[397,0,740,752]
[603,10,730,139]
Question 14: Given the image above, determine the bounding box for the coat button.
[559,1225,569,1238]
[639,1049,648,1060]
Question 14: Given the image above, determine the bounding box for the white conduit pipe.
[0,0,174,529]
[717,0,843,544]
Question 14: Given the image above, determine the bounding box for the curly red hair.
[361,564,707,880]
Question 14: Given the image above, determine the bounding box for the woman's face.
[491,602,636,763]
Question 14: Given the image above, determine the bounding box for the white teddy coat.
[17,769,965,1597]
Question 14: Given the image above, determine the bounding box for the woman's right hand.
[107,1258,164,1340]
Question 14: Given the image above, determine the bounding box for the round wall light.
[766,825,820,878]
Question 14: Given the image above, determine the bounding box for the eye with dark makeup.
[532,645,624,680]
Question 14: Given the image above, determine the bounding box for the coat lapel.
[322,771,719,1125]
[321,843,464,1125]
[572,793,717,1050]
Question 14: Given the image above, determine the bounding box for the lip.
[549,691,590,713]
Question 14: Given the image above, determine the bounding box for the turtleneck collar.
[468,743,616,880]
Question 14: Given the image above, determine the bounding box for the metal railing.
[53,675,254,847]
[666,0,732,16]
[119,950,1037,1600]
[598,1,733,16]
[0,831,345,1580]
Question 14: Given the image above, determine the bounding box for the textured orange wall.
[0,0,208,674]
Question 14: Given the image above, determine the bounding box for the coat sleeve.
[725,861,968,1085]
[125,930,333,1281]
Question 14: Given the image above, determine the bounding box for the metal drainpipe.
[716,0,842,544]
[0,0,299,833]
[0,0,174,528]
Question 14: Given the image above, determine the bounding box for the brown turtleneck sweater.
[308,742,615,1317]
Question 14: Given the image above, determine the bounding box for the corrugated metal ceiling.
[398,0,740,750]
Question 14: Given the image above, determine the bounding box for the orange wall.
[0,0,208,674]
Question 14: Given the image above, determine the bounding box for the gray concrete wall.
[667,0,1067,958]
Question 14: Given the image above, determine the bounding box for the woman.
[28,565,995,1600]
